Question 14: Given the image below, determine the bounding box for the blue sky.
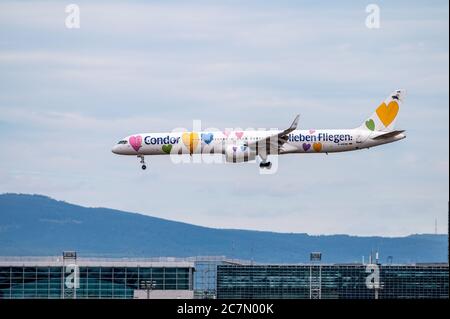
[0,0,448,236]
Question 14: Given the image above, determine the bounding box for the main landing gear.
[259,161,272,169]
[259,153,272,169]
[138,155,147,170]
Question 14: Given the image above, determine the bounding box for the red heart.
[235,132,244,139]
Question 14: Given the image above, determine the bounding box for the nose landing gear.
[138,155,147,170]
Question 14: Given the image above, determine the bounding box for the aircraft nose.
[112,145,120,154]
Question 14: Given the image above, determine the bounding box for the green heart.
[162,144,172,154]
[365,119,375,131]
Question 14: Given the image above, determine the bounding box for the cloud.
[0,0,448,236]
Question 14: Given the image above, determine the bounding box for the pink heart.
[309,129,316,134]
[235,132,244,139]
[223,131,230,137]
[129,135,142,152]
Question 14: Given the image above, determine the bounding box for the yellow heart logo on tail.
[313,142,322,152]
[376,101,399,127]
[182,132,199,154]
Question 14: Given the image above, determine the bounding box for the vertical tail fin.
[359,89,406,132]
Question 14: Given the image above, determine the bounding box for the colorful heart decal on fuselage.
[162,144,172,154]
[235,132,244,139]
[201,133,214,144]
[313,142,322,152]
[182,132,199,154]
[302,143,311,151]
[129,135,142,152]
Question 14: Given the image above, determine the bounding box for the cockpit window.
[117,140,128,144]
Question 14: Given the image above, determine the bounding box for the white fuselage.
[111,128,406,156]
[112,90,407,170]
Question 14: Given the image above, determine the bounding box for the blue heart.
[201,133,214,144]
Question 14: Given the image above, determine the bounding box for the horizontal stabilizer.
[372,130,405,140]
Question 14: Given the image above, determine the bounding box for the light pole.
[140,280,157,299]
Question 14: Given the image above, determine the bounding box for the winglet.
[289,114,300,131]
[280,114,300,135]
[246,114,300,149]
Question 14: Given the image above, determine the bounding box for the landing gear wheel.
[138,155,147,170]
[259,161,272,169]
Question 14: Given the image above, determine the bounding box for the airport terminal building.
[216,263,449,299]
[0,253,448,299]
[0,253,195,299]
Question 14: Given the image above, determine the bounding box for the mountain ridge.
[0,193,447,263]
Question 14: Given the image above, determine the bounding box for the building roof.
[0,256,195,268]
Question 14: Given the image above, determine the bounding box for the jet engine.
[224,145,256,163]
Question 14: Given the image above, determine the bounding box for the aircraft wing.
[246,115,299,151]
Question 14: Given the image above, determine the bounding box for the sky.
[0,0,448,236]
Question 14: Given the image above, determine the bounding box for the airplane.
[112,89,406,170]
